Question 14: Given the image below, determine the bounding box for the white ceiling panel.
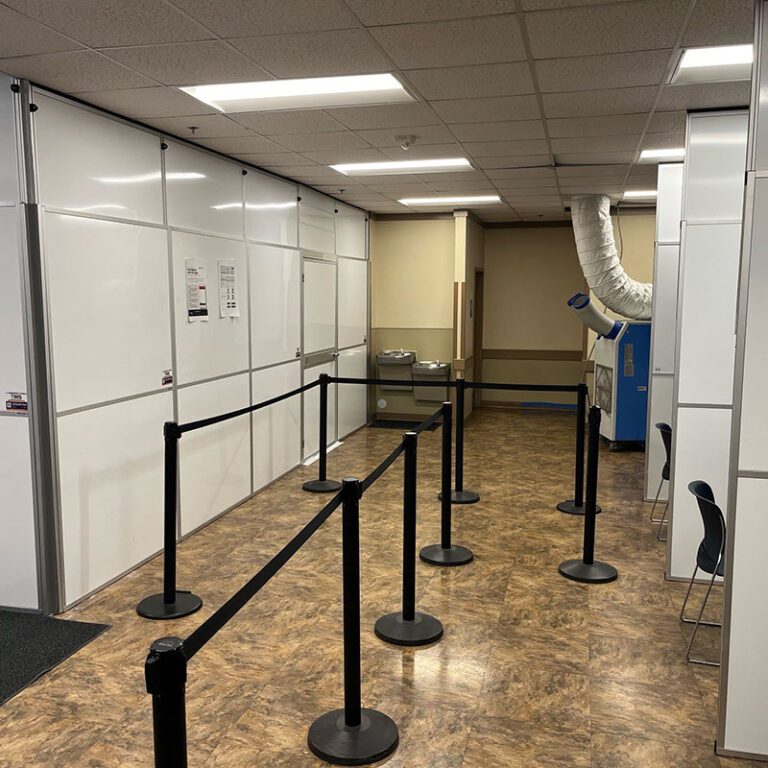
[640,132,685,149]
[541,86,659,118]
[682,0,755,46]
[267,131,370,152]
[647,111,686,134]
[555,151,635,164]
[301,149,391,164]
[0,5,83,58]
[143,114,253,139]
[328,102,437,129]
[194,135,287,154]
[535,50,673,93]
[450,120,545,142]
[103,41,273,86]
[73,86,218,117]
[431,95,541,123]
[230,110,346,134]
[380,143,467,160]
[230,30,392,77]
[525,0,688,59]
[556,165,630,177]
[354,124,456,147]
[486,167,557,181]
[428,180,501,192]
[657,82,752,111]
[405,62,535,99]
[551,135,640,153]
[366,182,438,196]
[547,114,648,138]
[522,0,638,8]
[345,0,517,25]
[474,154,552,169]
[464,139,551,157]
[369,15,525,69]
[170,0,359,37]
[234,152,317,166]
[0,50,154,91]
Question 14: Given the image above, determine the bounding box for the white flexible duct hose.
[568,292,622,339]
[570,195,653,320]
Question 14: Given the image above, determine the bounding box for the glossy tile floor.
[0,408,753,767]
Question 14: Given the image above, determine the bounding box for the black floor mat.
[369,419,440,432]
[0,610,109,705]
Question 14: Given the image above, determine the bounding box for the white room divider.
[667,111,748,581]
[718,2,768,759]
[645,163,683,502]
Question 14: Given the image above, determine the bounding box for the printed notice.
[5,391,28,414]
[186,260,209,322]
[218,259,240,319]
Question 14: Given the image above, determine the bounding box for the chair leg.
[686,565,722,667]
[680,563,722,627]
[656,500,669,542]
[650,478,664,522]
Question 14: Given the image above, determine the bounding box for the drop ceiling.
[0,0,755,222]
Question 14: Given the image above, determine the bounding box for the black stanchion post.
[557,384,602,516]
[137,423,203,620]
[375,433,444,646]
[303,374,342,494]
[145,636,189,768]
[308,478,399,765]
[420,402,473,566]
[558,406,617,584]
[446,377,480,505]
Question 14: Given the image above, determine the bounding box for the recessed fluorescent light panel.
[399,195,502,206]
[639,147,685,162]
[671,44,753,85]
[331,158,472,176]
[180,74,412,113]
[623,190,658,200]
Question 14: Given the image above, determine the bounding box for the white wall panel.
[45,213,171,412]
[650,244,680,375]
[303,360,337,460]
[335,204,367,259]
[668,406,731,579]
[58,391,172,605]
[338,345,368,439]
[252,361,301,491]
[246,172,298,247]
[0,207,26,396]
[178,374,250,535]
[172,231,248,385]
[0,417,37,609]
[166,141,243,239]
[646,375,673,502]
[677,223,741,406]
[338,257,368,350]
[34,94,163,224]
[249,244,301,368]
[0,74,19,205]
[304,259,337,354]
[299,188,335,254]
[656,164,683,244]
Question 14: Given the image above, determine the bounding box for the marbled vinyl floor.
[0,409,752,767]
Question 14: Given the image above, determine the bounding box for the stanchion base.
[308,708,399,766]
[303,478,342,494]
[374,611,443,647]
[136,590,203,620]
[556,499,602,515]
[419,544,474,567]
[558,559,618,584]
[438,489,480,505]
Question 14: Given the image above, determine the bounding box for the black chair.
[649,422,672,541]
[680,480,725,666]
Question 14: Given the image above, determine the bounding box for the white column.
[667,110,748,580]
[718,1,768,759]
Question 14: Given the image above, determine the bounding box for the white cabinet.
[338,345,368,439]
[303,258,337,354]
[335,204,367,259]
[249,244,301,368]
[338,257,368,350]
[246,172,298,247]
[303,360,336,460]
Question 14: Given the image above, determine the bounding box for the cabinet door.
[335,205,366,259]
[303,258,337,354]
[338,257,367,350]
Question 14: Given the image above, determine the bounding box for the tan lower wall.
[480,359,583,407]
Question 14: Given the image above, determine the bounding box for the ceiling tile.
[301,148,391,164]
[0,5,83,58]
[345,0,517,25]
[556,164,630,177]
[640,132,685,150]
[369,15,524,69]
[535,50,672,93]
[626,166,659,181]
[647,111,686,134]
[230,30,391,77]
[170,0,359,37]
[230,110,346,134]
[194,135,286,154]
[0,50,154,91]
[542,86,658,118]
[499,190,561,198]
[465,139,551,157]
[551,135,640,153]
[103,41,273,86]
[555,151,635,164]
[522,0,638,9]
[474,154,552,169]
[450,120,545,142]
[547,113,648,138]
[415,169,488,182]
[405,62,534,99]
[657,82,751,111]
[525,0,687,59]
[142,114,253,139]
[428,180,500,191]
[556,173,625,185]
[342,172,431,184]
[234,152,316,166]
[682,0,754,46]
[311,183,373,195]
[262,164,331,178]
[268,131,370,152]
[431,95,541,123]
[73,86,216,117]
[328,102,437,129]
[486,167,556,181]
[560,182,624,193]
[354,124,456,147]
[379,143,466,159]
[367,182,438,196]
[2,0,213,47]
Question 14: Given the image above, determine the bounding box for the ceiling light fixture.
[331,158,472,176]
[399,194,502,206]
[180,74,412,113]
[639,147,685,161]
[623,190,658,199]
[671,44,753,85]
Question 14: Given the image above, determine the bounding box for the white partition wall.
[719,2,768,759]
[303,360,337,460]
[338,346,368,438]
[667,111,748,580]
[645,164,683,501]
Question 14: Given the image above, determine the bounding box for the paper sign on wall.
[4,391,28,414]
[218,259,240,318]
[185,259,209,322]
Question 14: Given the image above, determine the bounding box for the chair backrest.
[687,480,726,571]
[655,422,673,476]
